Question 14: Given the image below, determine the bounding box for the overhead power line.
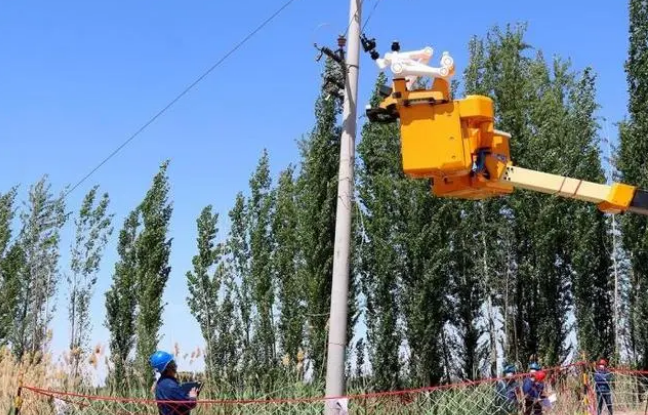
[361,0,383,31]
[64,0,299,199]
[342,0,366,38]
[341,0,383,38]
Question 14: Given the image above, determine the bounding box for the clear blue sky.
[0,0,629,382]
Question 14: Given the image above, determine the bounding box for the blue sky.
[0,0,629,381]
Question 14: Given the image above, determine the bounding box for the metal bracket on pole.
[315,35,349,100]
[314,35,347,67]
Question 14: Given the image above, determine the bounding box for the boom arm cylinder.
[501,165,648,215]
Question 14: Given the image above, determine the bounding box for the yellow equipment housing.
[368,75,514,200]
[366,50,648,216]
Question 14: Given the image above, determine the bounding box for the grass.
[2,343,648,414]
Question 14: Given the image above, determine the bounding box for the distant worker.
[594,359,613,415]
[529,362,541,374]
[495,365,521,414]
[522,370,547,415]
[150,350,199,415]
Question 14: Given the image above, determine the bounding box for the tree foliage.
[227,192,252,378]
[134,160,173,386]
[618,0,648,370]
[13,176,68,361]
[248,150,277,376]
[67,186,113,380]
[296,56,345,376]
[105,209,140,394]
[457,25,612,371]
[0,188,22,346]
[186,205,223,380]
[2,13,645,394]
[356,72,404,390]
[272,165,304,363]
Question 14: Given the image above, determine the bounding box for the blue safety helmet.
[529,362,541,371]
[503,364,516,374]
[149,350,174,373]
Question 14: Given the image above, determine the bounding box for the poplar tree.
[227,193,253,377]
[13,177,68,361]
[272,166,303,362]
[248,150,277,378]
[186,205,223,380]
[67,186,113,381]
[618,0,648,369]
[105,210,139,394]
[357,72,404,390]
[296,57,344,375]
[134,160,173,386]
[0,189,22,345]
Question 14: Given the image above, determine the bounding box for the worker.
[522,370,547,415]
[495,365,521,414]
[150,350,199,415]
[529,362,541,374]
[594,359,613,415]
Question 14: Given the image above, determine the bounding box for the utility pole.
[324,0,361,413]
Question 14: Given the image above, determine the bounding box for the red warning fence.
[13,364,648,414]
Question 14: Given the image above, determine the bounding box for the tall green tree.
[13,176,68,360]
[356,75,453,386]
[356,72,404,391]
[0,245,24,346]
[248,150,277,374]
[605,150,633,361]
[398,177,454,385]
[565,69,614,361]
[0,188,17,259]
[296,56,344,376]
[462,26,539,369]
[0,188,23,346]
[450,38,516,377]
[272,165,304,362]
[618,0,648,370]
[67,186,113,381]
[214,259,241,388]
[186,205,223,381]
[522,54,576,367]
[451,210,487,380]
[186,205,240,388]
[227,193,253,377]
[135,160,173,386]
[461,25,611,369]
[105,209,140,395]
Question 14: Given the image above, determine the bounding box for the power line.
[341,0,382,38]
[361,0,383,31]
[342,0,366,38]
[63,0,298,199]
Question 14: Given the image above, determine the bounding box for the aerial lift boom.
[365,41,648,216]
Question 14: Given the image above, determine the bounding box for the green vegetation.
[1,5,647,412]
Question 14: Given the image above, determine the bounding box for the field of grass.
[2,343,648,415]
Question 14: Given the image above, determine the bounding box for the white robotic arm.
[376,45,455,89]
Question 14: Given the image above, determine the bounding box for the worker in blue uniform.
[495,364,521,414]
[522,370,547,415]
[594,359,613,415]
[149,350,198,415]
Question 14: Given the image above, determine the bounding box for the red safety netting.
[15,364,648,415]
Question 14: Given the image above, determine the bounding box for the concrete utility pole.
[324,0,361,413]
